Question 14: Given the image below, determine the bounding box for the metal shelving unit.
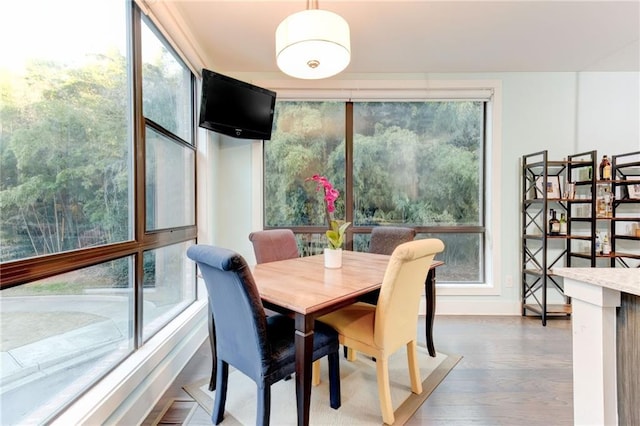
[521,151,576,325]
[521,150,640,325]
[566,151,598,267]
[610,151,640,268]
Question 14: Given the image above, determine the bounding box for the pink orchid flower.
[306,174,351,249]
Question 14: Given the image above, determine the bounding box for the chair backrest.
[249,229,299,264]
[374,238,445,350]
[369,226,416,255]
[186,244,269,381]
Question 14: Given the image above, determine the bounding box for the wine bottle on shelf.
[595,234,601,254]
[549,209,560,236]
[603,187,613,218]
[596,185,606,218]
[599,155,611,180]
[602,234,611,255]
[559,213,567,235]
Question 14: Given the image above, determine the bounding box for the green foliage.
[0,52,131,261]
[326,219,351,249]
[264,102,346,227]
[1,46,188,263]
[265,100,483,230]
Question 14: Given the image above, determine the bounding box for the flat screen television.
[198,69,277,140]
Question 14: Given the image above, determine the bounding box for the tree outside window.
[264,100,485,283]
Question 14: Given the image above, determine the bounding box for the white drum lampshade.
[275,9,351,79]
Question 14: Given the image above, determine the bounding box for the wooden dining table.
[249,250,444,426]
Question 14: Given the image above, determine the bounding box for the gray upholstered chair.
[187,245,341,425]
[369,226,417,255]
[249,229,299,264]
[358,226,416,306]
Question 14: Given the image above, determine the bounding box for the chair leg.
[312,360,321,386]
[212,360,228,425]
[256,383,271,426]
[208,302,217,391]
[407,340,423,394]
[208,366,216,392]
[327,351,341,409]
[346,347,357,361]
[375,356,394,425]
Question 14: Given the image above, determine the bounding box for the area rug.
[183,345,461,425]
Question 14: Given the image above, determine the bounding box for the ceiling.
[148,0,639,77]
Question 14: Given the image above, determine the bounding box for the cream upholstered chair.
[347,226,416,359]
[319,238,445,425]
[358,226,416,307]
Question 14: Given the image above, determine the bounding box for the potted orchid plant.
[307,175,351,267]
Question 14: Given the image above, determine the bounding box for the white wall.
[211,71,639,315]
[214,138,259,262]
[577,72,640,152]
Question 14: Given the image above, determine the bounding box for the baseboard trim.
[418,295,521,316]
[434,299,521,315]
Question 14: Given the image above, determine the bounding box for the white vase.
[324,248,343,269]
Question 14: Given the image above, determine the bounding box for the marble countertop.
[553,268,640,297]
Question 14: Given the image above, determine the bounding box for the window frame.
[0,3,199,340]
[257,79,502,294]
[0,2,201,423]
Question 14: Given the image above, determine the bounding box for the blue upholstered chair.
[186,245,341,425]
[249,229,312,383]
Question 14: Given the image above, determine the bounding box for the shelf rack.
[521,149,640,326]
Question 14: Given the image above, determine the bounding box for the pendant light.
[275,0,351,79]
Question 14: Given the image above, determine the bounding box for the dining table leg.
[294,314,314,426]
[425,268,437,357]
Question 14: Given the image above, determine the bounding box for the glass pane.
[141,19,192,142]
[354,232,481,282]
[264,101,346,227]
[416,233,482,282]
[353,102,484,227]
[0,258,134,424]
[293,233,327,257]
[143,241,196,341]
[353,233,371,252]
[0,0,131,262]
[145,127,195,230]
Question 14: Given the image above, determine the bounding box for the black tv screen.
[198,69,276,140]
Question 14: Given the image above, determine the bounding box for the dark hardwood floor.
[408,315,573,426]
[143,315,573,425]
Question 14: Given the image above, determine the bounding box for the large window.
[0,2,197,423]
[0,260,134,425]
[141,19,193,144]
[264,102,346,227]
[0,1,131,262]
[142,241,195,341]
[264,99,485,283]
